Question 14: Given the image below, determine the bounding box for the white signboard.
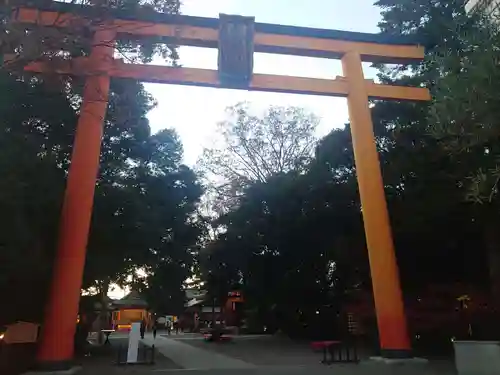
[4,322,39,344]
[126,322,141,363]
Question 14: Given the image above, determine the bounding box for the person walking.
[140,318,146,339]
[166,319,172,335]
[153,320,157,339]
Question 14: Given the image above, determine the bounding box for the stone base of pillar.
[370,355,429,365]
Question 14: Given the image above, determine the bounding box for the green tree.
[201,126,368,336]
[1,0,181,71]
[0,78,202,326]
[0,0,208,327]
[373,0,494,290]
[428,10,500,298]
[189,0,500,347]
[201,0,492,338]
[0,74,70,324]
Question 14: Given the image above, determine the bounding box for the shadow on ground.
[171,334,457,374]
[172,334,344,366]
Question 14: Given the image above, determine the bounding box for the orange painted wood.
[36,29,116,364]
[366,82,430,101]
[254,33,425,63]
[13,8,424,63]
[17,57,428,100]
[342,51,411,353]
[114,19,218,40]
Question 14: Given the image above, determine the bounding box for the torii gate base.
[8,4,430,369]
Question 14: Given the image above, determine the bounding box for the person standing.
[153,320,157,339]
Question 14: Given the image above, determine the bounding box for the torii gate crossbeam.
[7,2,430,368]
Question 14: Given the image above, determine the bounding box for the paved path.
[141,333,257,370]
[140,333,456,374]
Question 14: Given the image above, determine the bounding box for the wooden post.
[36,29,116,368]
[341,51,411,358]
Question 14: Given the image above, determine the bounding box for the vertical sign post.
[127,322,141,364]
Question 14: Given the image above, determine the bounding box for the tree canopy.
[0,71,203,324]
[197,103,319,213]
[199,0,497,341]
[0,0,208,325]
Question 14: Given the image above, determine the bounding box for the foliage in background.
[0,0,205,325]
[197,103,319,214]
[199,0,495,340]
[0,70,203,324]
[1,0,181,72]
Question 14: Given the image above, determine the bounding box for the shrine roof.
[112,290,148,308]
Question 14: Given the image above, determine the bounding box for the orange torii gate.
[9,3,430,368]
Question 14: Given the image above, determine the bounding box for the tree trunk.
[484,223,500,306]
[97,280,110,344]
[488,246,500,305]
[211,298,216,327]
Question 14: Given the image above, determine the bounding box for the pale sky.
[109,0,382,299]
[145,0,382,166]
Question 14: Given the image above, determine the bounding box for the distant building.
[182,289,244,331]
[465,0,500,15]
[111,290,150,330]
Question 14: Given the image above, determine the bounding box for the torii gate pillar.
[342,52,411,357]
[36,30,116,368]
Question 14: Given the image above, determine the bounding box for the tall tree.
[0,72,202,328]
[428,9,500,299]
[198,103,319,211]
[1,0,181,72]
[0,0,206,325]
[0,72,204,325]
[0,74,70,324]
[200,0,492,339]
[201,126,368,336]
[370,0,489,289]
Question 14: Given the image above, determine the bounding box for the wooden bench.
[311,340,359,364]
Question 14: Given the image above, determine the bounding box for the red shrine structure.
[5,2,430,368]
